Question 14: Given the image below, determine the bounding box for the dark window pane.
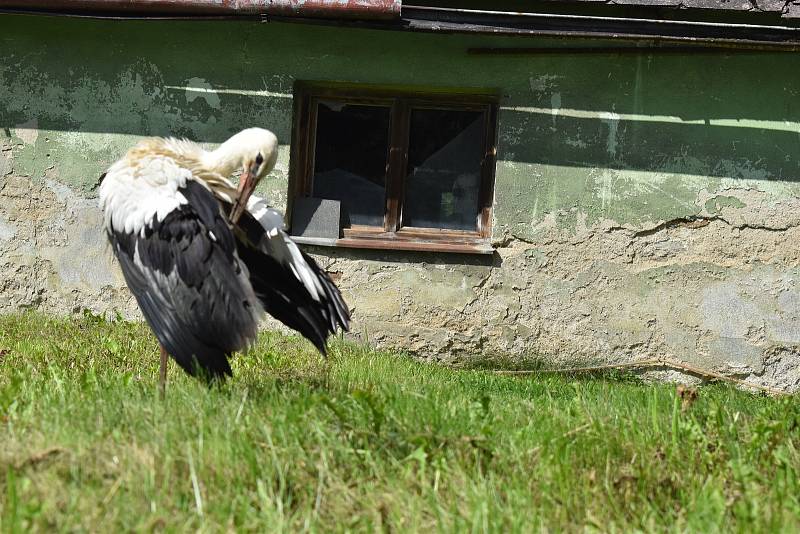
[403,109,484,231]
[312,101,390,228]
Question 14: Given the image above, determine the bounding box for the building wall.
[2,15,799,389]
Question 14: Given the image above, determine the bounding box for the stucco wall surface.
[1,15,799,389]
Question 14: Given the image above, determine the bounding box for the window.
[288,83,498,254]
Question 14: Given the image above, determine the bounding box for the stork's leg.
[159,345,168,398]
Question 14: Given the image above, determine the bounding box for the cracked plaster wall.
[1,15,799,390]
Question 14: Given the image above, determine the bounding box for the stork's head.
[207,127,279,224]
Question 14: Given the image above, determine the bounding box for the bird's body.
[99,129,349,381]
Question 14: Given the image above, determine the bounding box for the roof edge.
[0,0,402,20]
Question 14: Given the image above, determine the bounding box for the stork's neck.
[201,137,244,176]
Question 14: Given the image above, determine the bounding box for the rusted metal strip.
[0,0,402,20]
[402,6,800,49]
[265,10,800,51]
[467,45,800,54]
[411,21,800,51]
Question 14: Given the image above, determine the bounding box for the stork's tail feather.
[185,354,234,383]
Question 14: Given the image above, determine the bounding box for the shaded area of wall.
[1,14,799,390]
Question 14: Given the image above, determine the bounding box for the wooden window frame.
[288,82,499,255]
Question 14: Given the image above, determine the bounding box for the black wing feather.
[230,207,350,355]
[108,181,260,379]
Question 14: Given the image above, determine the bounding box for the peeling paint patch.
[597,168,617,210]
[529,74,560,93]
[550,92,561,125]
[600,111,620,158]
[0,147,12,176]
[564,136,588,148]
[40,181,118,288]
[0,216,15,240]
[14,118,38,145]
[709,336,761,369]
[183,77,221,109]
[46,178,76,203]
[712,159,774,182]
[700,285,758,339]
[704,195,746,215]
[750,345,800,393]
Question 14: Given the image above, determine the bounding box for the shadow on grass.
[456,352,644,384]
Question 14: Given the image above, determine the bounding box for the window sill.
[290,235,495,255]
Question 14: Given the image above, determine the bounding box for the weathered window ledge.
[291,235,495,255]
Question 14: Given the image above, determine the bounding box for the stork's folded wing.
[107,181,262,379]
[230,200,350,355]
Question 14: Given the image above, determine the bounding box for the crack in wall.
[607,213,797,239]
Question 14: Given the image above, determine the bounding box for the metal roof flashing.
[0,0,403,20]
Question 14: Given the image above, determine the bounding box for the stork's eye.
[255,153,264,166]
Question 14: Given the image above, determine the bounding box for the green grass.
[0,312,799,532]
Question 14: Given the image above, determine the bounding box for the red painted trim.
[0,0,401,20]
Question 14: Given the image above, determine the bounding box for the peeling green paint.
[704,195,747,214]
[0,14,798,228]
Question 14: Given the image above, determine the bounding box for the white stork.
[98,128,350,386]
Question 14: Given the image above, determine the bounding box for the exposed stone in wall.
[5,170,797,390]
[318,187,800,392]
[0,157,139,317]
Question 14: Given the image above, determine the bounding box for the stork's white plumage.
[99,128,350,383]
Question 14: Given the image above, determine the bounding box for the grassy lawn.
[0,313,799,532]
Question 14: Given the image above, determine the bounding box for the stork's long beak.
[229,162,258,225]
